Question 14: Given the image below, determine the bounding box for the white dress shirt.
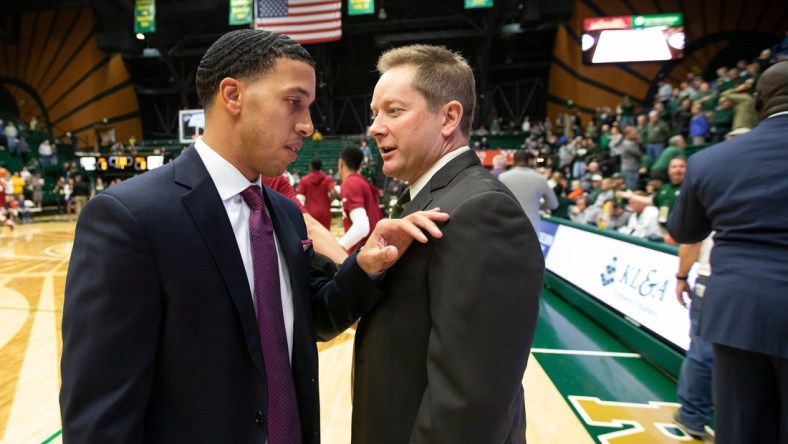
[409,146,470,199]
[194,138,295,361]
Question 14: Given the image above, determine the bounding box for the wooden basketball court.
[0,221,710,443]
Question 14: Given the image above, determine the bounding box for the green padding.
[544,272,683,379]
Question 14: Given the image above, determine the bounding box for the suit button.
[254,411,265,425]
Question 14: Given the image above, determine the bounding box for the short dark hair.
[513,150,533,165]
[310,158,322,171]
[340,146,364,171]
[196,30,316,107]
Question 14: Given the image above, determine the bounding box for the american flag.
[255,0,342,44]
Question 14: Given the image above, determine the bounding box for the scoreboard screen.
[79,155,165,172]
[581,13,685,65]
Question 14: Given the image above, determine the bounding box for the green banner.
[348,0,375,16]
[632,13,683,28]
[229,0,253,25]
[465,0,493,9]
[135,0,156,33]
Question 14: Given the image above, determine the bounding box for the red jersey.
[262,175,306,213]
[340,172,383,252]
[296,171,335,229]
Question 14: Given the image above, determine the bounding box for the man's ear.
[218,78,242,116]
[441,100,463,137]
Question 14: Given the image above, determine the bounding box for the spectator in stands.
[672,98,692,139]
[16,136,30,164]
[359,139,372,166]
[568,195,591,224]
[3,121,18,155]
[587,174,605,205]
[92,177,105,196]
[11,194,31,224]
[646,110,670,162]
[71,174,90,219]
[656,79,673,104]
[337,146,383,253]
[296,158,336,229]
[38,139,54,169]
[710,97,734,142]
[520,115,531,136]
[566,179,585,200]
[51,177,67,219]
[10,171,25,197]
[635,114,649,147]
[499,150,558,232]
[655,157,686,226]
[489,153,508,178]
[580,161,601,191]
[611,126,643,190]
[617,95,636,128]
[694,81,716,113]
[667,61,788,444]
[650,135,687,183]
[619,190,661,239]
[28,172,44,208]
[688,102,709,146]
[597,198,630,231]
[721,82,759,130]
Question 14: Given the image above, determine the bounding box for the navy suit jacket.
[667,113,788,358]
[60,146,383,442]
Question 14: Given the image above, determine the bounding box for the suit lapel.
[176,147,267,378]
[402,150,481,216]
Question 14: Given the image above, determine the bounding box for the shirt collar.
[193,137,261,200]
[409,146,470,199]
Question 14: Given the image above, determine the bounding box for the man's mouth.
[380,146,396,154]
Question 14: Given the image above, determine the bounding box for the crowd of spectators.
[0,117,130,229]
[485,46,784,242]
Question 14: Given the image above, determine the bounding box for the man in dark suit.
[352,45,544,443]
[60,30,447,443]
[667,61,788,443]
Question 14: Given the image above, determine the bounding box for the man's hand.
[676,280,692,308]
[356,208,449,274]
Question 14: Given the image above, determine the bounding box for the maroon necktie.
[240,185,302,443]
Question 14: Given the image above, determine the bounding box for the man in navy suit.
[59,30,447,443]
[668,61,788,443]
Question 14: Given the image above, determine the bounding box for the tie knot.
[240,185,265,210]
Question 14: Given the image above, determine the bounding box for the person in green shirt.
[710,97,735,143]
[650,135,686,182]
[619,156,686,230]
[652,157,686,226]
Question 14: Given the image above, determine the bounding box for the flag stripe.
[256,0,342,44]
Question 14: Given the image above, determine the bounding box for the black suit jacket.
[667,113,788,359]
[60,146,383,442]
[351,151,544,443]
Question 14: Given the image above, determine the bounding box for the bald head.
[755,61,788,119]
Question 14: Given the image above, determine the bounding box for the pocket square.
[301,239,313,252]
